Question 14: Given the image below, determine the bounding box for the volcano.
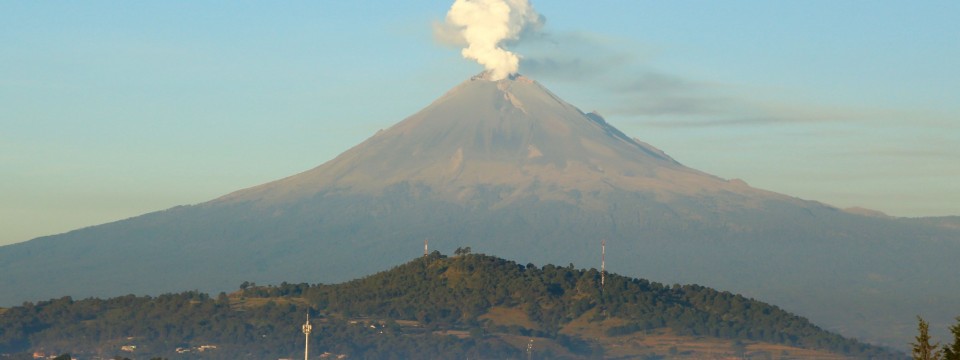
[2,73,958,347]
[219,73,772,206]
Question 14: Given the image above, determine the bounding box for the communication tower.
[601,239,606,291]
[302,313,312,360]
[424,238,429,257]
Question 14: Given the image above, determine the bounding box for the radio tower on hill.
[302,313,312,360]
[424,238,429,257]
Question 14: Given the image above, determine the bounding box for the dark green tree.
[913,316,942,360]
[944,317,960,360]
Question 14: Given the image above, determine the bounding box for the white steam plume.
[442,0,542,80]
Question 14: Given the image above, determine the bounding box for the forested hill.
[295,251,898,357]
[0,252,902,359]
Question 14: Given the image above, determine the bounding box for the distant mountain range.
[2,73,957,349]
[0,253,904,359]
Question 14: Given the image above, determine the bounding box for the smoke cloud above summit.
[438,0,543,80]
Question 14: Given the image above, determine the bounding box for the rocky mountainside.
[2,74,957,349]
[217,74,784,208]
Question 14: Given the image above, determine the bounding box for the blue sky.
[2,1,958,246]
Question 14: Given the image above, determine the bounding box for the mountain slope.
[216,74,782,207]
[1,74,958,349]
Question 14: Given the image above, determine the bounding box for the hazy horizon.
[3,1,959,246]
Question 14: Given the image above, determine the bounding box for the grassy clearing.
[497,334,580,359]
[433,329,471,339]
[602,330,848,359]
[557,311,850,359]
[559,308,628,339]
[228,296,309,311]
[395,319,421,327]
[478,306,539,330]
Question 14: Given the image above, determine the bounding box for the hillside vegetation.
[0,252,902,359]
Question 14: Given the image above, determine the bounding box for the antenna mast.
[424,238,428,257]
[302,313,312,360]
[601,239,606,291]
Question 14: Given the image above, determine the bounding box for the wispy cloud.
[616,72,701,94]
[855,148,958,159]
[513,31,754,123]
[638,104,888,128]
[640,116,799,128]
[612,95,726,117]
[511,30,899,129]
[517,31,636,81]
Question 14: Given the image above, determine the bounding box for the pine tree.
[913,316,942,360]
[944,317,960,360]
